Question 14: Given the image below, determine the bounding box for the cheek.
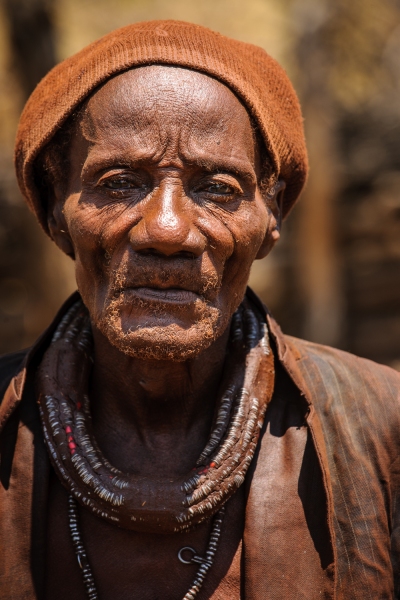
[63,195,133,307]
[218,200,270,300]
[196,210,235,265]
[196,196,268,267]
[195,198,269,315]
[64,194,134,257]
[227,201,269,266]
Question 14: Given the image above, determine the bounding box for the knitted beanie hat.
[14,20,308,234]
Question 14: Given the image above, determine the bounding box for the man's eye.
[205,182,234,195]
[198,181,238,196]
[102,178,144,190]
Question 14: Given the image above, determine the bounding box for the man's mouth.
[123,286,200,304]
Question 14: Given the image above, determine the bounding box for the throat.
[88,326,231,475]
[90,402,217,478]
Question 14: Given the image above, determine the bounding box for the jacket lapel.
[242,289,336,599]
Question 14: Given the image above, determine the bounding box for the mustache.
[108,255,221,298]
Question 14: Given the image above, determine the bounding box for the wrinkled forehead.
[79,65,258,161]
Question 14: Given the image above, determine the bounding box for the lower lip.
[125,287,200,304]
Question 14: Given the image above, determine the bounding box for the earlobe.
[255,179,286,260]
[47,200,75,259]
[255,220,280,260]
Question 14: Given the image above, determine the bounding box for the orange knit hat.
[14,20,308,233]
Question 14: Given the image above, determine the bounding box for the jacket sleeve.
[391,455,400,598]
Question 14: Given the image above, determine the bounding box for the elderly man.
[1,20,400,600]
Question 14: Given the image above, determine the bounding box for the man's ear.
[255,179,286,260]
[47,195,75,259]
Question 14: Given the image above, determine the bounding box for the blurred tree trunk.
[281,0,400,363]
[3,0,56,100]
[295,102,343,346]
[0,0,75,354]
[292,2,343,347]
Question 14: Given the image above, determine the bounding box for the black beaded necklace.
[68,494,225,600]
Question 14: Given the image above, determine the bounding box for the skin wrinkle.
[51,68,278,361]
[43,65,284,600]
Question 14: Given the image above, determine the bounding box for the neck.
[89,325,231,477]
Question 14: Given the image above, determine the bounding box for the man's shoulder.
[0,349,29,403]
[0,293,81,412]
[286,334,400,387]
[285,335,400,451]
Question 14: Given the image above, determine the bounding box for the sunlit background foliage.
[1,0,400,366]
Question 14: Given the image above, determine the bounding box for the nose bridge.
[153,179,185,236]
[131,178,204,257]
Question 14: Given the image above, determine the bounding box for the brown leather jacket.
[1,291,400,599]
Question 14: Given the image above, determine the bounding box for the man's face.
[55,66,279,360]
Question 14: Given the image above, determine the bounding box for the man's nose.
[129,181,206,258]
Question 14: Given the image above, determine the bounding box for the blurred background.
[0,0,400,366]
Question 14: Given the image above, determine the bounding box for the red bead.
[65,426,72,434]
[70,449,76,455]
[67,436,74,443]
[76,402,82,410]
[68,441,76,449]
[210,462,216,468]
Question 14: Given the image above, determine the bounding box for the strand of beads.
[183,307,269,515]
[68,496,225,600]
[196,385,236,466]
[68,495,98,600]
[182,506,226,600]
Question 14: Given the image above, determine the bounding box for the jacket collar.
[0,291,81,433]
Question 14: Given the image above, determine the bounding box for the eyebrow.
[183,155,257,184]
[82,150,257,185]
[81,149,157,175]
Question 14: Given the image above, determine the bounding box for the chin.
[95,293,226,361]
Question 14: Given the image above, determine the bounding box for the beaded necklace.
[68,495,225,600]
[37,297,275,595]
